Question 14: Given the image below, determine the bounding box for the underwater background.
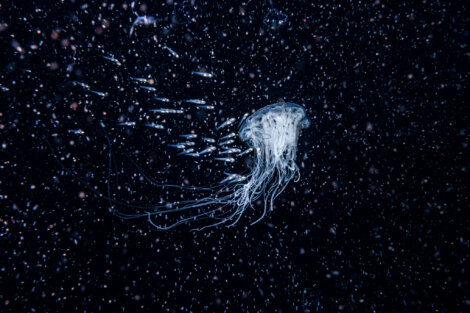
[1,1,468,312]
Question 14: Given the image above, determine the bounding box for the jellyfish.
[110,102,310,230]
[236,102,311,224]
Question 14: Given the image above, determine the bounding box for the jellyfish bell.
[234,102,311,224]
[239,102,311,155]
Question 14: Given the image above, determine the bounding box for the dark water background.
[1,1,468,312]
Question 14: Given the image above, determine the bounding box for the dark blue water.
[1,1,468,312]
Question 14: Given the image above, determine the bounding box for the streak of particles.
[113,102,310,230]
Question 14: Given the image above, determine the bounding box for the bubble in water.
[263,8,288,30]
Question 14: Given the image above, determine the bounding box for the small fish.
[178,148,195,155]
[163,45,180,58]
[153,97,170,103]
[131,77,151,83]
[199,146,216,155]
[216,117,236,130]
[202,137,216,143]
[238,112,249,127]
[234,175,247,182]
[179,134,198,139]
[220,174,238,184]
[168,144,186,149]
[185,152,200,157]
[220,174,246,184]
[73,81,90,90]
[139,86,157,92]
[219,148,241,155]
[150,108,184,114]
[191,71,214,78]
[182,99,206,105]
[214,157,235,163]
[67,129,85,135]
[218,139,235,146]
[117,121,136,127]
[180,141,196,146]
[102,55,122,66]
[237,147,253,157]
[196,105,215,110]
[219,132,236,141]
[0,86,9,92]
[88,90,108,97]
[144,123,164,129]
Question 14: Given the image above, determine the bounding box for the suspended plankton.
[113,102,310,230]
